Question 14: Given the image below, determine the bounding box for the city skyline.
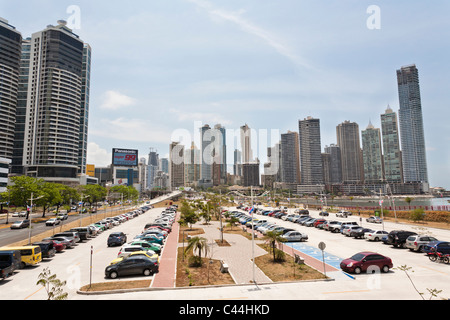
[1,1,449,188]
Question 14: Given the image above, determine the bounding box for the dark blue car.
[422,241,450,254]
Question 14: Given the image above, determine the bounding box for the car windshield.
[349,253,366,261]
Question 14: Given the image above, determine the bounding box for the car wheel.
[109,271,118,279]
[374,237,379,241]
[354,267,362,274]
[143,269,152,276]
[382,265,390,273]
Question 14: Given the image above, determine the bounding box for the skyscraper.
[298,117,323,185]
[280,131,301,184]
[361,121,384,183]
[397,64,429,183]
[324,144,342,184]
[169,141,184,189]
[240,124,253,163]
[336,121,363,184]
[21,20,91,183]
[0,18,22,160]
[381,106,403,183]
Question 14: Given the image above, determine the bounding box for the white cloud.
[100,90,136,110]
[86,142,111,167]
[89,117,172,144]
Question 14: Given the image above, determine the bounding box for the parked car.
[0,250,21,279]
[405,235,439,252]
[328,221,344,233]
[109,251,159,265]
[31,242,56,259]
[336,210,350,218]
[364,230,389,241]
[53,231,81,244]
[422,241,450,255]
[70,227,91,241]
[281,231,308,242]
[319,211,329,216]
[386,230,418,248]
[10,220,30,229]
[45,218,60,226]
[340,251,393,274]
[43,239,66,252]
[105,256,159,279]
[343,225,362,237]
[107,232,127,247]
[118,244,157,258]
[351,228,374,239]
[366,216,383,224]
[46,236,75,248]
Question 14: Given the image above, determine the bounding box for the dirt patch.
[178,227,205,243]
[176,247,235,287]
[215,239,231,246]
[79,280,152,292]
[255,244,327,282]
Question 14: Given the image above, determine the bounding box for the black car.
[386,230,417,248]
[107,232,127,247]
[351,228,374,239]
[105,256,159,279]
[32,242,56,259]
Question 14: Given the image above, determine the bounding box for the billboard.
[112,148,138,167]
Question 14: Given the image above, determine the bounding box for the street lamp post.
[28,192,43,245]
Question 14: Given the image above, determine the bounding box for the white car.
[281,231,308,242]
[364,230,389,241]
[45,218,61,226]
[12,211,27,217]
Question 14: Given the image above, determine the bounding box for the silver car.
[281,231,308,242]
[405,234,439,252]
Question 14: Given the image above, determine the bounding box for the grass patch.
[178,227,205,242]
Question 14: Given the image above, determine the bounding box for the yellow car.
[109,251,160,265]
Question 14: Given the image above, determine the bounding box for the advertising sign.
[112,148,138,167]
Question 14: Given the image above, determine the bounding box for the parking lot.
[0,200,174,300]
[1,198,449,300]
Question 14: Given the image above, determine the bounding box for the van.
[0,250,21,277]
[0,246,42,268]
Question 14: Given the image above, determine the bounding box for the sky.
[1,0,449,189]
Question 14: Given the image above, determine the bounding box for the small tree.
[185,236,208,267]
[36,267,68,300]
[265,230,286,262]
[410,208,425,223]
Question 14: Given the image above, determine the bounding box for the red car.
[43,239,66,252]
[313,219,326,227]
[340,251,393,274]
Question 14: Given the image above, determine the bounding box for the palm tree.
[265,230,286,262]
[405,197,414,210]
[185,236,208,266]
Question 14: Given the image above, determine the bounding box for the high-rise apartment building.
[381,106,403,183]
[184,142,200,186]
[19,20,91,183]
[336,121,363,184]
[169,141,184,189]
[0,18,22,160]
[298,117,323,185]
[361,121,384,183]
[240,124,253,163]
[397,64,428,183]
[324,144,342,184]
[280,131,301,184]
